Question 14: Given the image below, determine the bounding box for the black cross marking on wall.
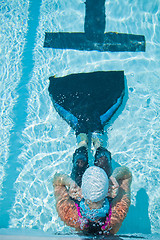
[44,0,145,52]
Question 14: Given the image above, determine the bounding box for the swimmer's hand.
[69,181,83,201]
[107,176,119,199]
[53,173,64,187]
[53,173,83,200]
[53,173,74,187]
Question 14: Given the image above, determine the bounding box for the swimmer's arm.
[53,173,74,187]
[108,167,132,198]
[109,167,132,234]
[112,166,132,184]
[53,173,71,203]
[53,174,83,230]
[53,173,82,200]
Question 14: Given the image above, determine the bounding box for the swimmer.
[53,133,132,235]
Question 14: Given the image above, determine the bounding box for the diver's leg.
[94,147,113,177]
[92,132,113,177]
[71,133,89,187]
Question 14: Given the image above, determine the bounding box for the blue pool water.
[0,0,160,237]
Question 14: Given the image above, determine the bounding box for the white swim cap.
[81,166,109,202]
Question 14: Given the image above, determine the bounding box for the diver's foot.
[92,131,104,149]
[77,133,88,148]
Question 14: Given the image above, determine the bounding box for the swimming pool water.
[0,0,160,236]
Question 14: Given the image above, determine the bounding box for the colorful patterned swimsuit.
[75,200,112,235]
